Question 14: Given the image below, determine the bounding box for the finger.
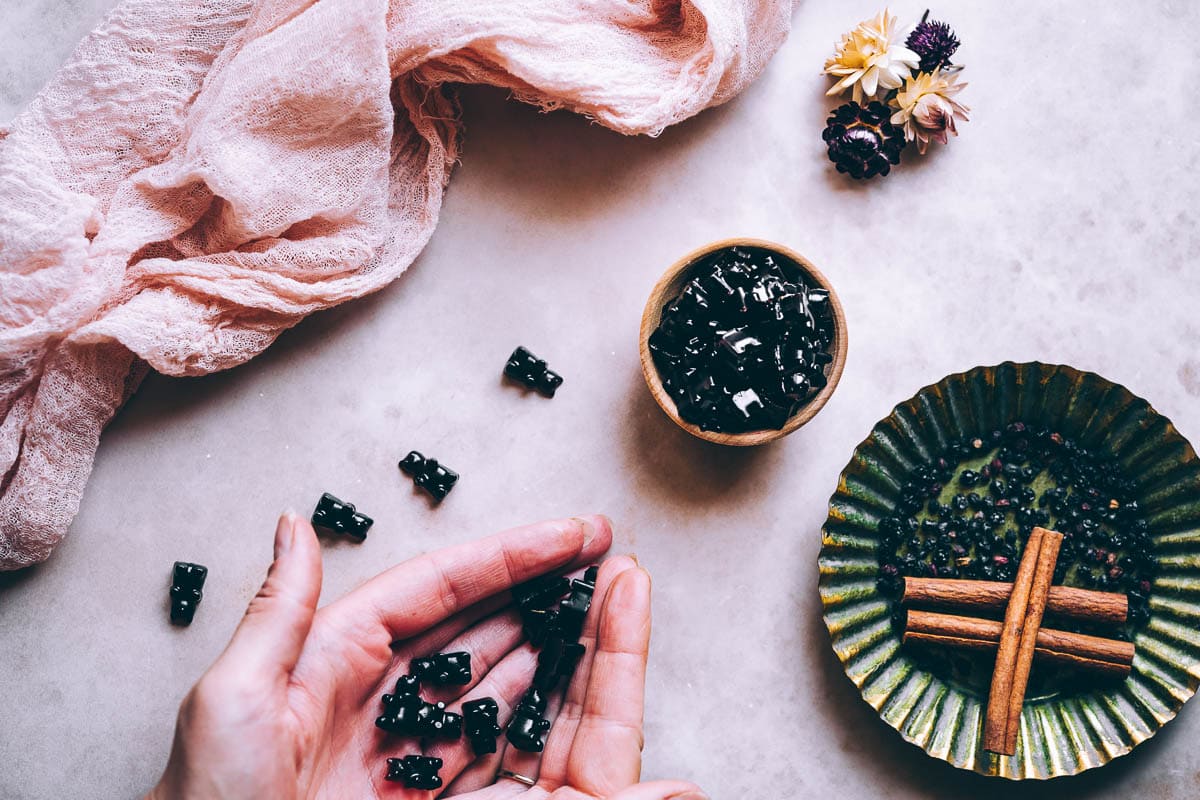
[441,737,508,796]
[609,781,709,800]
[443,556,617,797]
[487,645,579,793]
[564,567,652,794]
[537,555,638,788]
[216,512,322,679]
[331,515,612,642]
[377,563,599,706]
[398,592,511,665]
[399,556,606,666]
[492,685,562,790]
[440,769,527,800]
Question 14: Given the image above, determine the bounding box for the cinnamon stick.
[904,610,1133,678]
[1003,528,1063,753]
[983,526,1043,754]
[901,577,1128,627]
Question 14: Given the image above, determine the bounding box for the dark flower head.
[822,101,906,180]
[906,11,960,72]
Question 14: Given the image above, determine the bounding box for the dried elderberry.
[875,425,1156,640]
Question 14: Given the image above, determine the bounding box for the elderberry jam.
[647,246,836,433]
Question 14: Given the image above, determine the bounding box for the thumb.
[608,781,709,800]
[218,511,323,679]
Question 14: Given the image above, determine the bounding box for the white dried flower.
[824,10,920,103]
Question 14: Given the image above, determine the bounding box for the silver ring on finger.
[495,768,537,787]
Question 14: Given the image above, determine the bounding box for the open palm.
[149,513,704,800]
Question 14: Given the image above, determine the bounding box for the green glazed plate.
[818,362,1200,779]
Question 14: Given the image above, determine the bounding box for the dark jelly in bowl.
[639,238,847,446]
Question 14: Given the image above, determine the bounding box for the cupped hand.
[148,512,706,800]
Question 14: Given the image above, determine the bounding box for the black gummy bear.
[375,673,463,739]
[379,674,421,708]
[558,642,586,679]
[399,451,459,502]
[376,692,462,740]
[520,606,558,647]
[170,562,208,626]
[386,755,443,789]
[463,697,502,755]
[554,566,599,641]
[311,492,373,541]
[504,346,563,397]
[513,573,571,645]
[513,574,571,611]
[504,566,598,753]
[506,687,552,753]
[533,637,586,691]
[375,691,422,735]
[411,651,472,686]
[413,701,463,739]
[375,674,422,734]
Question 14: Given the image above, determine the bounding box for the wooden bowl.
[638,238,848,446]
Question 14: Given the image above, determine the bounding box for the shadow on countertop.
[0,560,41,593]
[618,366,778,512]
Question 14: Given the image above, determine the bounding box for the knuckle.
[244,576,308,621]
[196,665,258,704]
[249,576,284,609]
[190,673,222,704]
[499,545,520,587]
[244,593,273,621]
[183,675,225,721]
[431,561,460,618]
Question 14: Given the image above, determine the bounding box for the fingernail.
[669,792,709,800]
[275,511,297,558]
[576,516,598,547]
[628,552,639,566]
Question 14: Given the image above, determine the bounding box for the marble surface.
[4,1,1200,797]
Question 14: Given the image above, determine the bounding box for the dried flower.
[822,101,907,180]
[905,11,960,72]
[889,68,969,154]
[824,10,921,103]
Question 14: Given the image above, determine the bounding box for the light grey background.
[3,1,1200,797]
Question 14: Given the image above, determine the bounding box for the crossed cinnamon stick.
[897,526,1135,757]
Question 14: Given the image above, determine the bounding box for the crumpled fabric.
[0,0,797,569]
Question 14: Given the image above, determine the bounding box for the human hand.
[148,512,706,800]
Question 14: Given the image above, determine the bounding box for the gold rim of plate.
[818,362,1200,779]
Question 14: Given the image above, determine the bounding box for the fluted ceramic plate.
[818,362,1200,779]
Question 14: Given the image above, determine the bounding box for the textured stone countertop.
[3,1,1200,797]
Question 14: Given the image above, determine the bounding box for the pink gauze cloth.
[0,0,798,570]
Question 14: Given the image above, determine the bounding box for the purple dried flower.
[822,101,906,180]
[905,10,960,72]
